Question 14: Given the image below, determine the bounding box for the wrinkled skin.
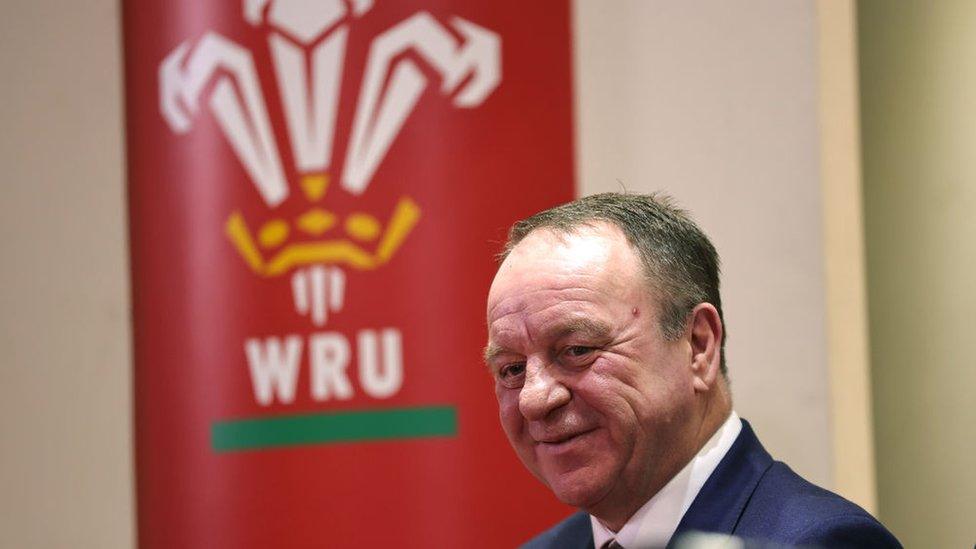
[485,223,726,529]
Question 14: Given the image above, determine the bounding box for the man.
[484,193,899,548]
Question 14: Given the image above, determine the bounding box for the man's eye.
[560,346,597,366]
[566,346,594,357]
[500,363,526,380]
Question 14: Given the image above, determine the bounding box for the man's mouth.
[536,428,597,448]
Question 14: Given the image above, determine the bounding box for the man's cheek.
[496,395,523,436]
[493,380,509,403]
[496,387,519,413]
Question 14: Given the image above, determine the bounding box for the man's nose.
[518,359,570,420]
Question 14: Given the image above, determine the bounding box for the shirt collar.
[590,411,742,549]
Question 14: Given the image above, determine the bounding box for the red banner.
[124,1,575,547]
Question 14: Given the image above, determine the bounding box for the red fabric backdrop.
[124,1,576,546]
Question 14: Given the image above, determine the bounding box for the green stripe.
[212,405,457,452]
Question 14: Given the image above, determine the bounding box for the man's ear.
[687,303,723,393]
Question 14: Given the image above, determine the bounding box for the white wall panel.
[573,0,832,487]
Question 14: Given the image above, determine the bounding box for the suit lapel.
[546,511,594,549]
[669,420,774,543]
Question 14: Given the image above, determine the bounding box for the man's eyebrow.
[544,317,612,343]
[483,343,507,366]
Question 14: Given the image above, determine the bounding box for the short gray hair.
[501,192,727,375]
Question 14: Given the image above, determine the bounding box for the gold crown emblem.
[225,174,421,277]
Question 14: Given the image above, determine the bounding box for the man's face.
[485,223,701,515]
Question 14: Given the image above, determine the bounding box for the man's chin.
[543,467,612,509]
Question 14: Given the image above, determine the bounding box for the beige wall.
[0,1,133,547]
[573,0,839,491]
[817,0,878,512]
[858,1,976,546]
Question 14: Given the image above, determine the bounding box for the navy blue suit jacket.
[522,420,900,548]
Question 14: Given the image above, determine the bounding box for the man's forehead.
[485,219,659,345]
[490,224,633,298]
[505,222,627,262]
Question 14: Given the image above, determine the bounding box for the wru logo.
[158,0,501,328]
[157,1,500,407]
